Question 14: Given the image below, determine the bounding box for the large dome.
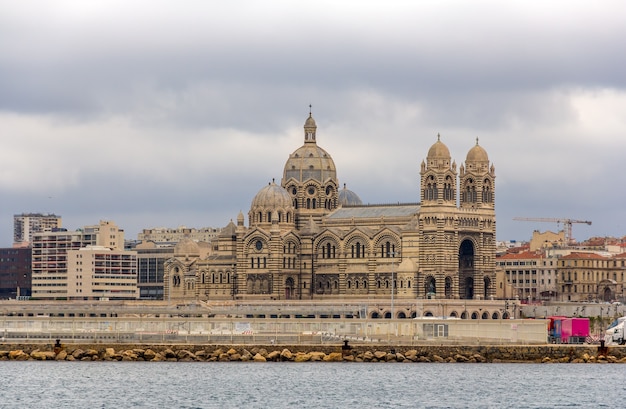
[466,139,489,162]
[251,180,293,210]
[282,114,337,184]
[427,134,451,160]
[338,184,363,206]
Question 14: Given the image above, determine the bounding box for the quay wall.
[2,343,625,363]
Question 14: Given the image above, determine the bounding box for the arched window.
[444,176,454,201]
[465,179,477,203]
[425,175,437,200]
[352,242,364,258]
[382,241,396,257]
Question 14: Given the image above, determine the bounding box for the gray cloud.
[1,1,626,246]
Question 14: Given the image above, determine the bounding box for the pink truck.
[548,317,590,344]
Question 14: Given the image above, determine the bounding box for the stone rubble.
[0,344,624,363]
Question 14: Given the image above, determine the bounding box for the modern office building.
[13,213,62,245]
[0,247,32,299]
[31,220,127,299]
[134,241,175,300]
[164,113,497,311]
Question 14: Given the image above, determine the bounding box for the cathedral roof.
[250,180,293,210]
[427,134,451,159]
[326,204,420,220]
[338,184,363,206]
[466,138,489,162]
[219,221,236,238]
[282,113,337,184]
[174,237,200,257]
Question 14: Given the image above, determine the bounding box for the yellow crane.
[513,217,592,245]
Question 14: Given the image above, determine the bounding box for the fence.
[0,316,548,345]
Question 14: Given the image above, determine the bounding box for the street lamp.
[599,307,604,337]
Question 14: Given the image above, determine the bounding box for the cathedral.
[164,112,496,304]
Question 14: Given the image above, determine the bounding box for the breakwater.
[1,343,625,363]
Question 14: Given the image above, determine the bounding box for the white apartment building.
[13,213,62,245]
[31,220,127,299]
[67,246,138,300]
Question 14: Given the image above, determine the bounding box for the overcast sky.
[1,1,625,247]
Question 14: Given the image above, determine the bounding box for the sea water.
[0,361,621,408]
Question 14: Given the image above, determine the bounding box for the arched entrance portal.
[459,239,475,299]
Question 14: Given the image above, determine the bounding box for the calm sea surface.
[0,361,622,408]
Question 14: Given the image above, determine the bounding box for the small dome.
[251,180,294,210]
[466,139,489,162]
[304,115,317,129]
[427,134,451,159]
[338,184,363,206]
[174,237,199,257]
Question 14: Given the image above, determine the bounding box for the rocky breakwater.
[1,344,625,363]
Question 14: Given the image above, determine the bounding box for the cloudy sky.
[1,1,625,247]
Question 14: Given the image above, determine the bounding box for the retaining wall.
[2,343,625,363]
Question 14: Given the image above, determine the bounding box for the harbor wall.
[2,342,625,363]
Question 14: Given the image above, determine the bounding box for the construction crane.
[513,217,592,245]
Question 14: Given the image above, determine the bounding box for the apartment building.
[13,213,62,245]
[497,251,543,302]
[67,246,138,300]
[137,226,221,245]
[559,252,626,302]
[31,220,127,299]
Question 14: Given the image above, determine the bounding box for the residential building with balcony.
[31,220,125,300]
[13,213,62,246]
[67,246,138,300]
